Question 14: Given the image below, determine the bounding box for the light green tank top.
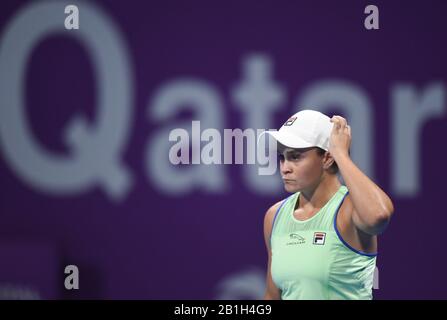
[270,185,377,300]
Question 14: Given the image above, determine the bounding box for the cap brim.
[258,130,314,149]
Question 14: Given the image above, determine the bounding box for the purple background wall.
[1,0,446,299]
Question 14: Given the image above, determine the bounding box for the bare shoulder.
[263,200,284,238]
[337,193,378,253]
[336,193,355,227]
[264,200,283,222]
[341,193,354,215]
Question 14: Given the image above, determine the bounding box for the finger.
[334,116,347,128]
[332,121,341,131]
[331,116,341,128]
[330,117,341,131]
[346,125,351,135]
[331,115,340,122]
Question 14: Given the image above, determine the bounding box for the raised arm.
[329,116,394,235]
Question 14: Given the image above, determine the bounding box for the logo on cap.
[283,116,297,126]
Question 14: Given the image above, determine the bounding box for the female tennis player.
[262,109,394,300]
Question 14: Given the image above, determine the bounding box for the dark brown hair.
[277,142,342,175]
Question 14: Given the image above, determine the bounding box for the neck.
[297,175,341,210]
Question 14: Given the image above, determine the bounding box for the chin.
[284,183,300,193]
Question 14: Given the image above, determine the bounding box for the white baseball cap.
[259,109,333,151]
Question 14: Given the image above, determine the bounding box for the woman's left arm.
[329,116,394,235]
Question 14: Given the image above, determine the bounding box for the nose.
[280,159,292,176]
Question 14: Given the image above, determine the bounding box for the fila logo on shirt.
[313,232,326,245]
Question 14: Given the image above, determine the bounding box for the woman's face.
[278,146,325,193]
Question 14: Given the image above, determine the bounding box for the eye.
[290,153,301,160]
[278,154,285,162]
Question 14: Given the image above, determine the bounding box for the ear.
[322,151,335,170]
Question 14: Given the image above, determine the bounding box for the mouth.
[283,179,295,183]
